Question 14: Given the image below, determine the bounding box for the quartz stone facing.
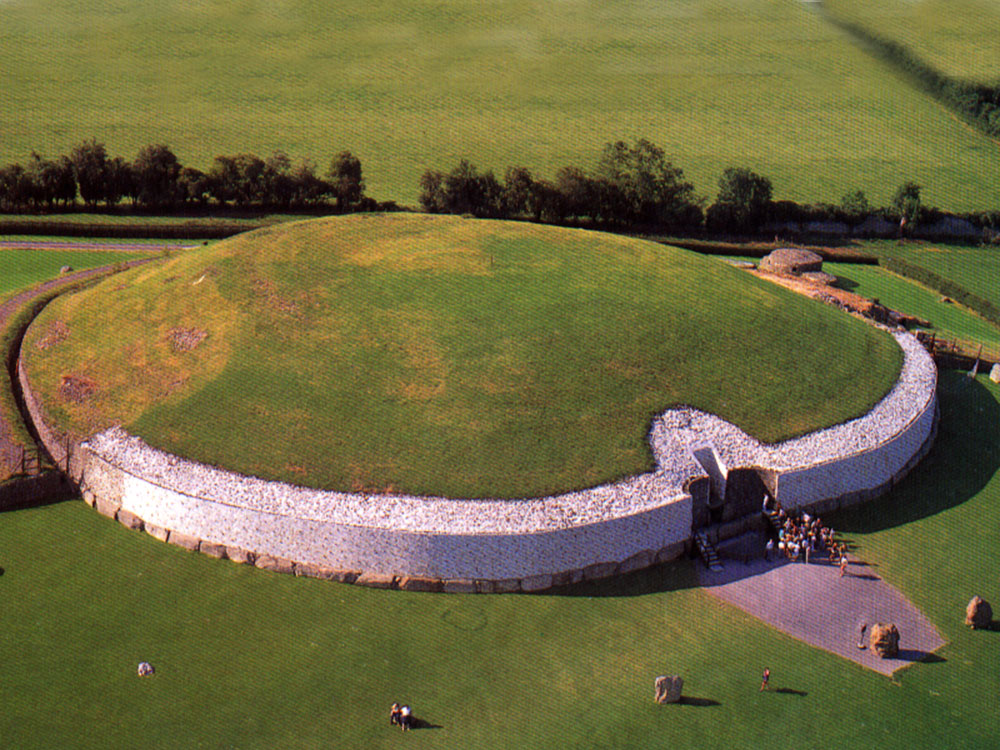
[18,329,937,592]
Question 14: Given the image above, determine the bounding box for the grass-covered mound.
[23,214,902,498]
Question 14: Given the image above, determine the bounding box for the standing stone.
[654,675,683,704]
[965,596,993,629]
[869,623,900,658]
[990,363,1000,385]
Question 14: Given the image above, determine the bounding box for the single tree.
[596,138,699,228]
[710,167,773,232]
[328,151,364,211]
[840,189,871,222]
[133,144,181,208]
[69,138,109,207]
[418,170,446,213]
[892,181,922,227]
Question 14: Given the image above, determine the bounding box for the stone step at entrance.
[693,531,723,572]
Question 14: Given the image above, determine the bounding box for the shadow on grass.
[773,688,807,697]
[897,650,946,664]
[676,696,721,707]
[410,717,444,730]
[834,274,860,292]
[546,557,702,598]
[833,371,1000,535]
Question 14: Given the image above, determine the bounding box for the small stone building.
[759,247,824,276]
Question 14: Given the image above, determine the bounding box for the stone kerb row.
[17,327,937,592]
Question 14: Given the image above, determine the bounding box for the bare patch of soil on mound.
[167,327,208,352]
[34,320,69,351]
[59,374,98,404]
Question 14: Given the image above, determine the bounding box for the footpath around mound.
[699,557,946,676]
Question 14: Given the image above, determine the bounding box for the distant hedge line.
[828,17,1000,140]
[881,257,1000,328]
[0,221,259,240]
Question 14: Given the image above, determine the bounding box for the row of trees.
[418,141,781,233]
[419,145,1000,236]
[419,140,705,231]
[0,140,370,212]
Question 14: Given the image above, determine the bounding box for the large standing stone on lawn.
[654,675,683,704]
[869,623,900,658]
[965,596,993,629]
[990,363,1000,385]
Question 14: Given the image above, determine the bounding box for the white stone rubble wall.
[19,327,937,590]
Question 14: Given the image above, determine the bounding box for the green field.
[823,261,1000,346]
[865,241,1000,313]
[22,214,901,498]
[824,0,1000,83]
[0,249,152,297]
[2,0,1000,210]
[1,371,996,749]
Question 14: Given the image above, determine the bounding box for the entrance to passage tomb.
[689,441,775,529]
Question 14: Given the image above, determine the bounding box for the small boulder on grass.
[869,623,900,658]
[60,265,73,274]
[654,675,683,704]
[965,596,993,629]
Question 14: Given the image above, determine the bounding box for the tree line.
[418,141,1000,236]
[0,140,376,212]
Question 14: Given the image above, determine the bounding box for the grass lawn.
[2,0,999,210]
[22,214,901,498]
[864,241,1000,313]
[0,370,996,749]
[823,0,1000,83]
[0,214,306,228]
[823,261,1000,346]
[0,249,154,298]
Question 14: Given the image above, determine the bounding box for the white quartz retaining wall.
[18,328,937,592]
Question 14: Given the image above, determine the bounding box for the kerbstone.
[94,495,120,519]
[520,574,554,592]
[255,555,295,574]
[169,531,201,552]
[442,579,477,594]
[355,572,397,589]
[200,542,227,559]
[145,523,169,542]
[116,508,143,531]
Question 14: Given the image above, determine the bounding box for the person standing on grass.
[760,667,770,691]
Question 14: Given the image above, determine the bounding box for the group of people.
[764,500,849,574]
[389,703,413,731]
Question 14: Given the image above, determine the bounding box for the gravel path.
[0,260,152,477]
[699,558,946,676]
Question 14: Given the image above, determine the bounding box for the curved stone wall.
[19,327,937,591]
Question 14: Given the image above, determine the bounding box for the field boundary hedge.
[824,14,1000,140]
[881,257,1000,328]
[0,221,259,240]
